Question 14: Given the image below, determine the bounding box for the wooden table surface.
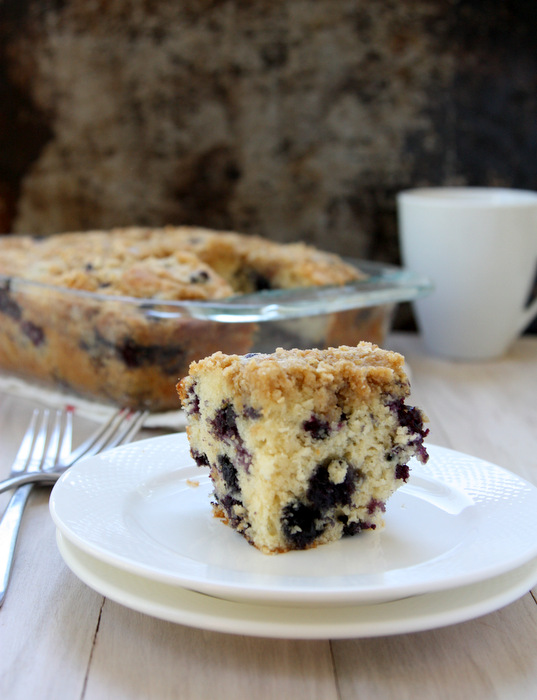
[1,332,536,700]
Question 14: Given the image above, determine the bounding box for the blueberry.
[250,271,272,291]
[389,398,429,440]
[0,282,22,321]
[217,454,240,494]
[366,498,386,515]
[21,320,45,346]
[118,339,150,368]
[117,338,186,372]
[218,493,243,528]
[281,501,323,549]
[0,284,45,345]
[337,412,349,429]
[303,415,331,440]
[343,520,375,537]
[191,449,209,468]
[388,398,429,463]
[395,464,410,481]
[211,402,253,472]
[306,460,356,511]
[211,403,240,442]
[185,385,200,417]
[189,270,210,284]
[236,445,253,472]
[243,405,261,420]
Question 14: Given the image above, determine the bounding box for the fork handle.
[0,471,61,495]
[0,484,33,607]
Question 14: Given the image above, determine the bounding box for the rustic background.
[1,0,536,328]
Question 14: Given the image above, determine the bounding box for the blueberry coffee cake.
[177,342,429,554]
[0,226,364,410]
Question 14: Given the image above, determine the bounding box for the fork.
[0,407,72,607]
[0,407,147,606]
[0,407,148,494]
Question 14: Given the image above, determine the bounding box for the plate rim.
[49,434,537,605]
[56,531,537,640]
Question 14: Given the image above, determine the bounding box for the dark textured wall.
[1,1,536,271]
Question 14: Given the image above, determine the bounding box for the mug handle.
[518,292,537,333]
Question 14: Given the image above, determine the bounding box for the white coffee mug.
[397,187,537,360]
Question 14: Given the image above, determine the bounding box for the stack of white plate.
[50,435,537,640]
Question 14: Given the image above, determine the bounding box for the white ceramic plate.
[50,434,537,606]
[57,531,537,640]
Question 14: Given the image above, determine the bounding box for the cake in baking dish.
[177,342,429,554]
[0,226,364,410]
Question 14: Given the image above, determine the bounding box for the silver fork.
[0,407,72,607]
[0,407,147,606]
[0,407,148,494]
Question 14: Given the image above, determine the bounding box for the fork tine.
[27,410,51,472]
[41,410,62,471]
[0,408,57,606]
[99,410,149,452]
[41,409,73,472]
[11,408,41,474]
[68,409,148,462]
[57,408,74,466]
[64,408,128,466]
[120,410,149,445]
[0,407,148,495]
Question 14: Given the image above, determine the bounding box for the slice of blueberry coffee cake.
[177,343,429,554]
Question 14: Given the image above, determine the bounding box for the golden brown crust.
[0,226,362,297]
[181,343,409,409]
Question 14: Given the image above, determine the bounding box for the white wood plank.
[332,594,537,700]
[83,600,339,700]
[0,493,101,700]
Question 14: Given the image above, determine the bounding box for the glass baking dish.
[0,260,431,412]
